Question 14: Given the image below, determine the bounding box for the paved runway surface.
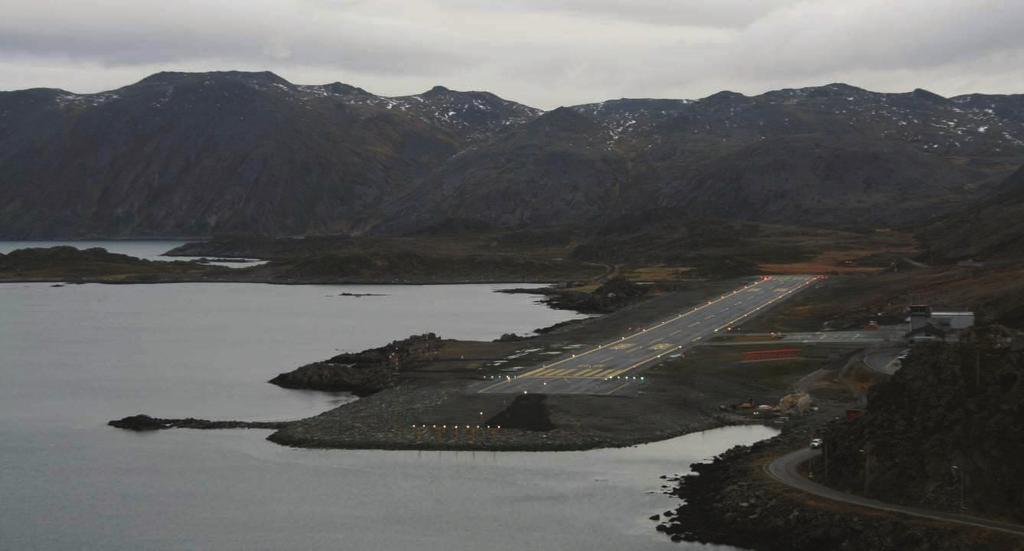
[472,275,820,396]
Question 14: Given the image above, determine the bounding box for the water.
[0,240,264,267]
[0,281,772,550]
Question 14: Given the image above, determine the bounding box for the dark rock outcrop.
[109,414,286,431]
[502,277,649,314]
[269,333,444,395]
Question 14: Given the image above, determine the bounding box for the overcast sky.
[2,0,1023,109]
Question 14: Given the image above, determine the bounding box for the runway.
[472,275,820,396]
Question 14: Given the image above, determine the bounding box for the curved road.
[767,449,1024,538]
[863,348,905,375]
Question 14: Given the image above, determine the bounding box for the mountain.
[382,107,631,231]
[2,74,1024,238]
[0,71,536,237]
[300,83,541,140]
[394,84,1024,231]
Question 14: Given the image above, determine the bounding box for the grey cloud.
[0,0,476,76]
[0,0,1021,108]
[727,0,1024,79]
[433,0,800,28]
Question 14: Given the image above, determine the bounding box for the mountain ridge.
[2,71,1024,238]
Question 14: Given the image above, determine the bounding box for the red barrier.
[742,348,801,362]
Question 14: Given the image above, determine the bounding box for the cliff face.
[824,326,1024,521]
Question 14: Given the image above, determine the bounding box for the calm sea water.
[0,281,770,550]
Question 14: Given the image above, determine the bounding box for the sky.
[1,0,1023,109]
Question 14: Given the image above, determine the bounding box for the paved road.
[768,449,1024,538]
[704,329,903,346]
[863,347,908,375]
[779,329,905,344]
[473,275,820,395]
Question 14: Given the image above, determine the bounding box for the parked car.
[810,438,823,449]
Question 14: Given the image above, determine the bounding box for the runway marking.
[477,276,820,393]
[599,368,626,379]
[477,378,513,392]
[603,380,633,395]
[512,277,773,378]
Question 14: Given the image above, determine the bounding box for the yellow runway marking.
[523,367,555,378]
[477,379,512,392]
[599,367,634,379]
[603,381,633,395]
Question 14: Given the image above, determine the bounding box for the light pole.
[951,465,966,511]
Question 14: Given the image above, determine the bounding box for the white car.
[809,438,823,449]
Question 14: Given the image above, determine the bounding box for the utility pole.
[975,349,981,388]
[961,469,967,511]
[823,439,829,479]
[860,446,870,496]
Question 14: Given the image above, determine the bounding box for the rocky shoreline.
[108,415,288,431]
[268,334,443,396]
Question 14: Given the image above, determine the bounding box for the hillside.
[3,74,1024,238]
[822,327,1024,522]
[0,71,535,238]
[398,85,1024,231]
[0,246,224,282]
[920,164,1024,261]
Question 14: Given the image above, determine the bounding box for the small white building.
[909,305,975,333]
[929,310,976,330]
